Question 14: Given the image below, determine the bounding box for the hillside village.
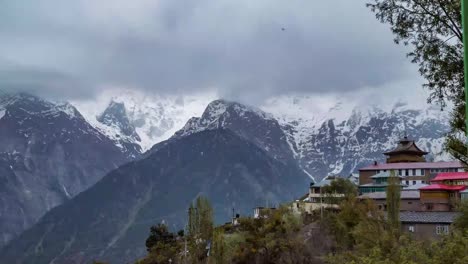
[136,136,468,264]
[290,135,466,239]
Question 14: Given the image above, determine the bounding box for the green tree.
[454,199,468,231]
[145,223,175,252]
[187,196,214,262]
[366,0,467,163]
[386,173,401,234]
[140,223,181,264]
[211,228,225,264]
[322,178,357,204]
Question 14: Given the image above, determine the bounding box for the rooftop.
[403,183,429,190]
[360,161,463,171]
[432,172,468,182]
[419,184,466,191]
[383,136,429,156]
[358,190,420,200]
[370,171,403,179]
[399,211,460,224]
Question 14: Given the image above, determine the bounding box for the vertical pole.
[463,0,468,141]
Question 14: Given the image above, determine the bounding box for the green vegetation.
[324,191,468,264]
[139,182,468,264]
[386,173,401,233]
[138,197,319,263]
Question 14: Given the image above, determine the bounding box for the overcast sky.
[0,0,424,103]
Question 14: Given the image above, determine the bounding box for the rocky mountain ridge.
[74,91,451,182]
[0,129,309,263]
[0,93,133,248]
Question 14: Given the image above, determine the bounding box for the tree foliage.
[139,223,181,264]
[386,173,401,233]
[188,196,214,262]
[321,178,357,204]
[366,0,467,163]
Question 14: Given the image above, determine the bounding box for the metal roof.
[360,161,463,171]
[432,172,468,181]
[399,211,460,224]
[419,184,466,191]
[403,183,428,190]
[358,190,420,200]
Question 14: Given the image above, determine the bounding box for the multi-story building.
[419,172,468,211]
[359,136,463,186]
[358,171,405,194]
[359,190,421,211]
[291,176,344,214]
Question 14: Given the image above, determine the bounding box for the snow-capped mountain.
[262,95,449,178]
[0,129,309,264]
[73,90,451,182]
[0,93,133,248]
[169,97,450,181]
[96,100,142,158]
[72,90,216,152]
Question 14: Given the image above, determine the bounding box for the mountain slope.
[74,92,451,181]
[0,93,132,248]
[169,99,450,181]
[0,129,309,264]
[173,99,298,165]
[96,100,142,158]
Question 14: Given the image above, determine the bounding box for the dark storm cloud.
[0,0,413,100]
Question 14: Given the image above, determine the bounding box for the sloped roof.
[370,171,403,179]
[419,184,466,191]
[358,190,420,200]
[432,172,468,181]
[399,211,460,223]
[360,161,463,171]
[383,137,429,156]
[403,183,428,190]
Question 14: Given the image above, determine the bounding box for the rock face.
[96,100,142,158]
[76,93,450,181]
[174,100,298,165]
[169,99,449,181]
[281,104,449,180]
[0,93,132,248]
[0,129,309,264]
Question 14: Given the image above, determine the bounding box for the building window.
[412,169,416,176]
[436,225,450,235]
[399,169,402,176]
[444,225,450,234]
[421,170,425,175]
[405,169,409,176]
[408,226,415,232]
[426,204,434,211]
[406,180,409,185]
[413,181,416,185]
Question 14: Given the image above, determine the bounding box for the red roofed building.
[359,137,464,185]
[419,172,468,212]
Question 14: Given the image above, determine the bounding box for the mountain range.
[0,91,452,263]
[0,94,134,249]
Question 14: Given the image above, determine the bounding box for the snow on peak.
[72,89,217,151]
